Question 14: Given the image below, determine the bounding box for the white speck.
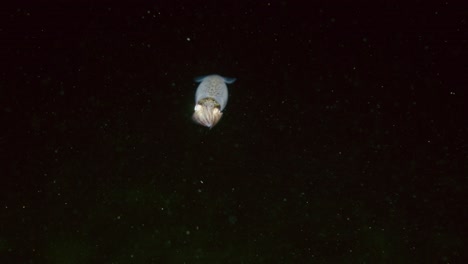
[186,230,190,235]
[450,91,455,95]
[186,37,191,41]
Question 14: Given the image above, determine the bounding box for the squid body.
[192,74,236,128]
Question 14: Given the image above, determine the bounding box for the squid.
[192,74,236,128]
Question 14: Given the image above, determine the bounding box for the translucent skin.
[195,75,229,111]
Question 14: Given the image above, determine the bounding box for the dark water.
[1,2,466,263]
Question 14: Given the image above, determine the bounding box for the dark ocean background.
[0,1,466,263]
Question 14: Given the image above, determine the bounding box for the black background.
[0,1,466,263]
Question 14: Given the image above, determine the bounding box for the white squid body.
[192,74,236,128]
